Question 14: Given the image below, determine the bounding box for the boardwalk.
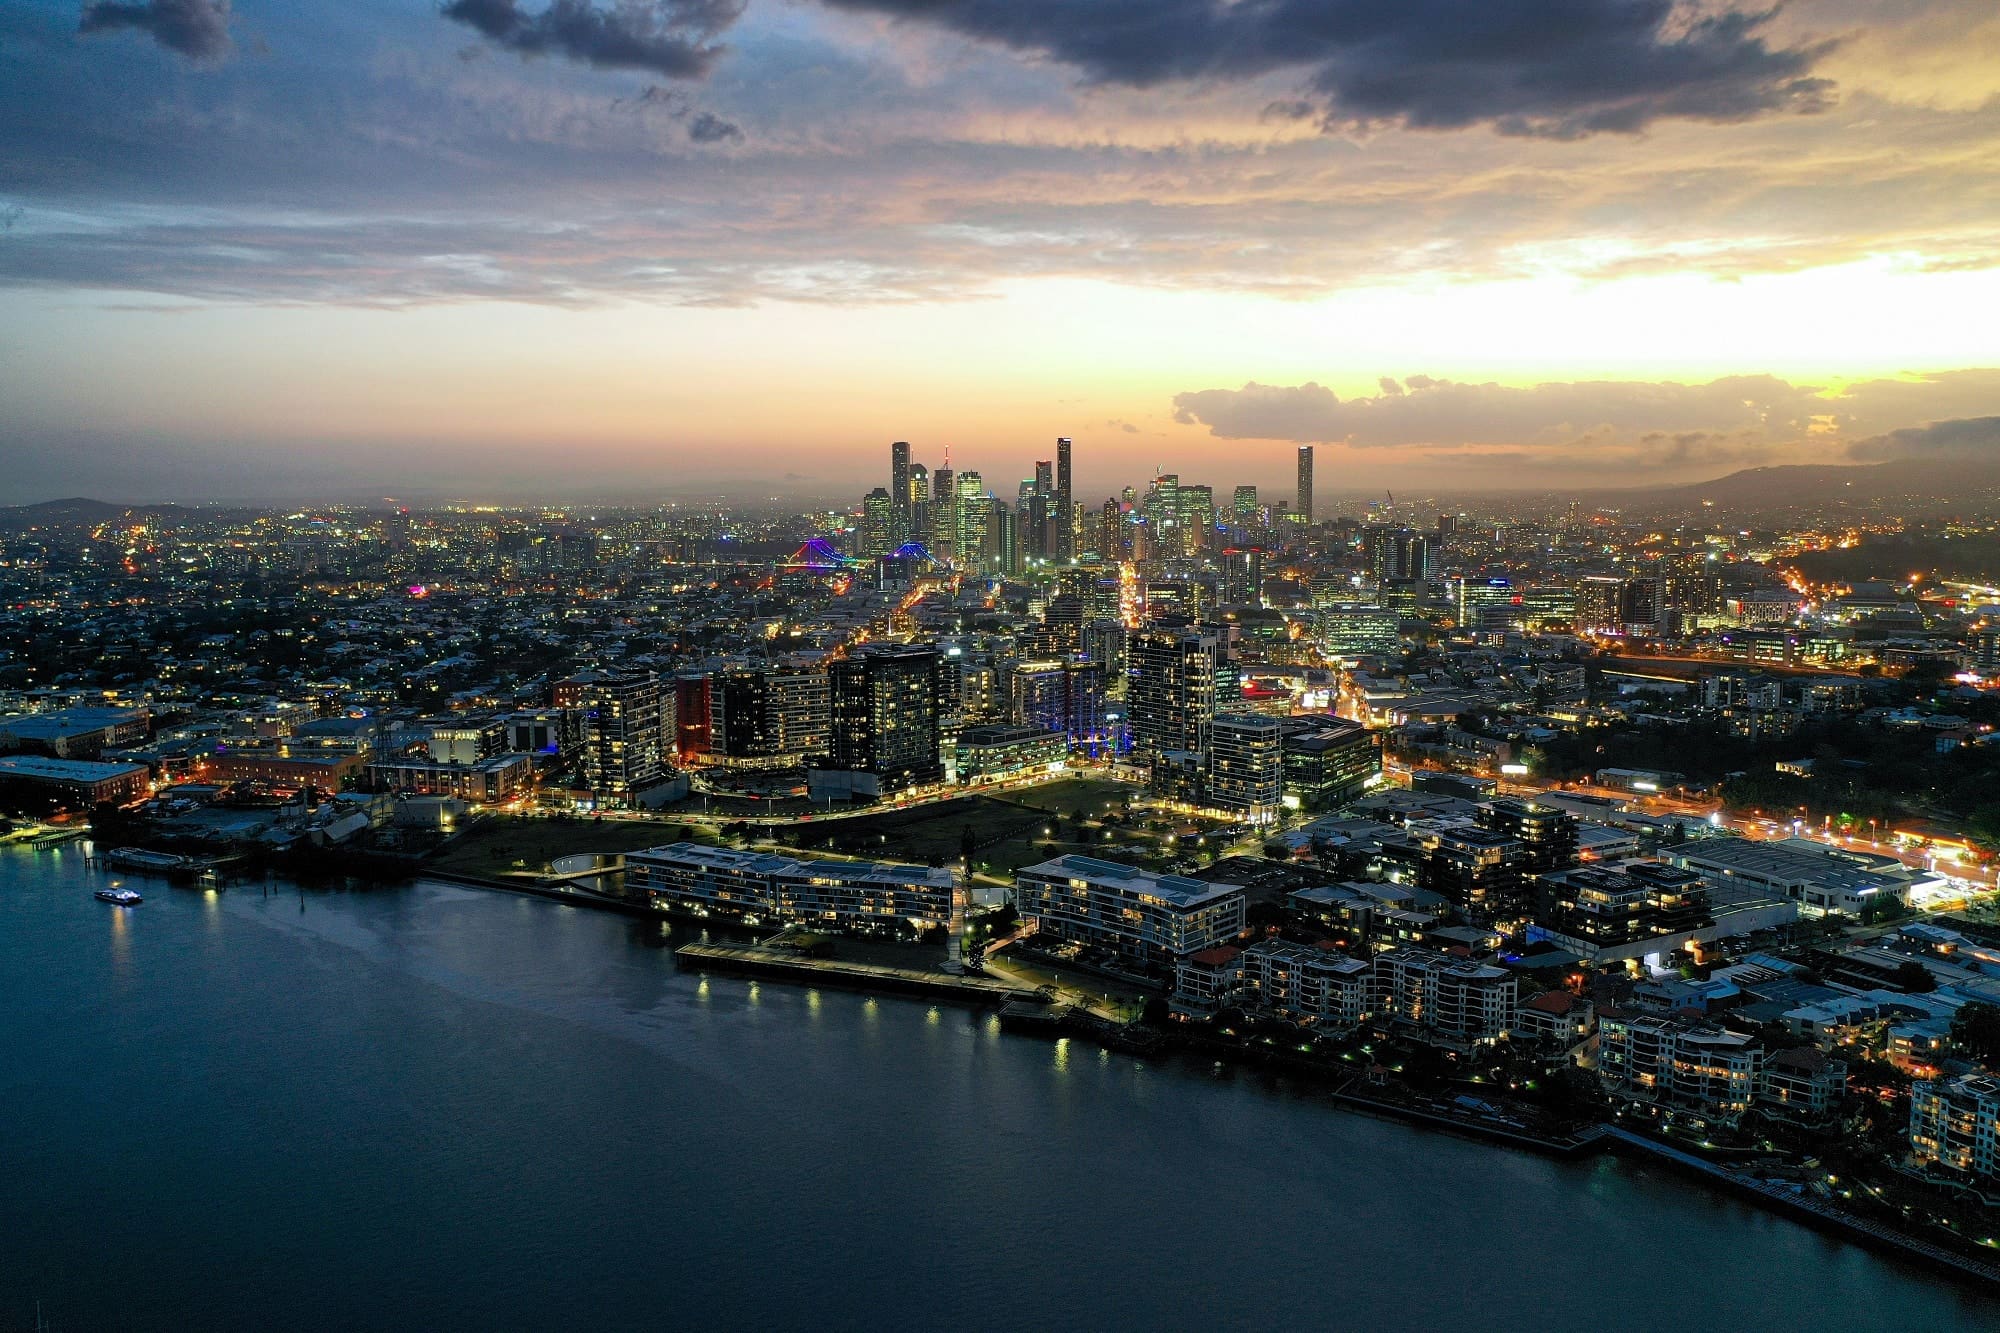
[675,942,1043,1006]
[1599,1125,2000,1290]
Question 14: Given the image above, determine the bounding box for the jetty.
[675,942,1044,1006]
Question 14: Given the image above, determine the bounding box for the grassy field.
[993,777,1139,820]
[772,776,1210,875]
[777,796,1041,866]
[429,815,713,878]
[428,775,1213,881]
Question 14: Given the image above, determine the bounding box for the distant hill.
[0,497,192,527]
[1620,458,1998,515]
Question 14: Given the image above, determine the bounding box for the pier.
[674,942,1045,1006]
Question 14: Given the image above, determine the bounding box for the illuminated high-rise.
[1232,485,1258,528]
[1296,445,1315,526]
[1055,436,1074,563]
[890,440,911,538]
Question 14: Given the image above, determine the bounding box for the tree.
[1891,960,1937,994]
[959,824,977,863]
[1950,1001,2000,1064]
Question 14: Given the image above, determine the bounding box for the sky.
[2,0,1998,505]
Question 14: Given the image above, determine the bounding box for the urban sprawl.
[7,442,2000,1275]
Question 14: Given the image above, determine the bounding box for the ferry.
[104,847,195,874]
[95,887,144,906]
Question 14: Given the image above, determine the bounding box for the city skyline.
[3,1,1999,502]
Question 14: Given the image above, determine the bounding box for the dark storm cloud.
[686,110,742,142]
[1847,417,2000,462]
[79,0,233,62]
[441,0,745,79]
[821,0,1835,136]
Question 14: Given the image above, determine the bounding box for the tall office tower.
[1025,491,1050,560]
[931,466,956,561]
[1054,436,1074,563]
[1099,498,1123,561]
[1126,625,1224,761]
[1121,485,1136,508]
[907,464,930,548]
[1177,484,1215,555]
[1437,513,1457,540]
[826,643,946,793]
[1296,445,1315,526]
[560,670,673,807]
[891,441,911,538]
[955,471,988,572]
[995,501,1021,576]
[860,487,894,557]
[1144,474,1179,556]
[1034,459,1054,498]
[1232,485,1258,529]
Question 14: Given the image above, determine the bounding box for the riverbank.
[1595,1125,2000,1290]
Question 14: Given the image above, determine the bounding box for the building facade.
[1014,854,1245,970]
[825,643,946,793]
[1910,1074,2000,1180]
[627,842,954,934]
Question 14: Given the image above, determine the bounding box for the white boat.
[95,887,144,906]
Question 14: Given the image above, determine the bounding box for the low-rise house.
[1514,990,1594,1049]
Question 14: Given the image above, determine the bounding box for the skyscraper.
[1126,625,1224,761]
[826,643,946,793]
[907,464,930,548]
[891,440,911,539]
[860,487,894,557]
[931,465,955,561]
[955,470,988,572]
[1054,436,1074,564]
[1296,445,1314,527]
[1232,485,1258,528]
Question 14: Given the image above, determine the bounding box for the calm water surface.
[3,844,1994,1332]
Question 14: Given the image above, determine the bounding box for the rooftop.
[1021,855,1246,908]
[0,755,149,781]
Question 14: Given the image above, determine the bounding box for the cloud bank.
[441,0,745,79]
[1848,416,2000,462]
[822,0,1836,137]
[78,0,233,61]
[1172,370,2000,473]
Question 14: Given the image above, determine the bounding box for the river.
[2,844,1994,1331]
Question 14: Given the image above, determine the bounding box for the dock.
[675,942,1045,1006]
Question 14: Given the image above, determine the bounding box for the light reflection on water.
[1,854,1994,1333]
